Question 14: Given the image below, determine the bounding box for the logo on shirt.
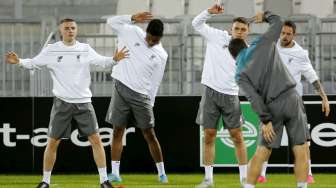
[57,56,63,62]
[288,58,293,64]
[149,54,156,60]
[134,42,140,47]
[77,55,81,62]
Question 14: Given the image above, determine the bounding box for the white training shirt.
[107,15,168,106]
[192,10,239,95]
[19,41,116,103]
[277,40,319,96]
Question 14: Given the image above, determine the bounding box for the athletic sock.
[239,164,247,182]
[308,160,312,176]
[244,184,255,188]
[156,162,166,176]
[42,171,52,184]
[297,182,307,188]
[204,165,213,181]
[111,161,120,176]
[261,161,268,177]
[98,167,108,183]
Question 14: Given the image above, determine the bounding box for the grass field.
[0,174,336,188]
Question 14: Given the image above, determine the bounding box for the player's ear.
[58,26,63,40]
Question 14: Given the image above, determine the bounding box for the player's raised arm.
[256,11,283,44]
[107,12,153,35]
[131,12,153,23]
[192,4,228,42]
[5,52,20,64]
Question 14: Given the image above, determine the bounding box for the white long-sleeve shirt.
[192,10,239,95]
[106,15,168,106]
[277,40,318,96]
[19,41,116,103]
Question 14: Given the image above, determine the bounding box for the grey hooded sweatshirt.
[235,12,296,124]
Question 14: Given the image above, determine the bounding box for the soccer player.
[228,12,309,188]
[192,4,249,188]
[257,20,330,184]
[5,18,129,188]
[105,12,168,183]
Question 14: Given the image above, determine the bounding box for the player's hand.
[5,52,19,64]
[262,122,275,143]
[113,46,129,62]
[131,12,153,23]
[322,97,330,117]
[208,4,224,15]
[254,12,264,23]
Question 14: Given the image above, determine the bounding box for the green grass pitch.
[0,174,336,188]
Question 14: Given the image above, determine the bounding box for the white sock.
[239,164,247,182]
[244,184,255,188]
[297,182,307,188]
[42,171,52,184]
[98,167,108,183]
[308,160,312,176]
[204,165,213,181]
[111,161,120,176]
[156,162,166,176]
[261,161,268,177]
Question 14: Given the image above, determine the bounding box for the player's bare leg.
[245,146,272,187]
[229,127,248,185]
[108,126,126,182]
[197,128,216,188]
[293,144,309,187]
[142,128,168,183]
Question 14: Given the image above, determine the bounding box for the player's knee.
[255,146,272,160]
[204,138,215,146]
[142,129,157,143]
[204,128,216,138]
[232,134,243,144]
[46,138,60,151]
[88,134,102,147]
[113,127,124,139]
[293,144,308,157]
[229,129,244,144]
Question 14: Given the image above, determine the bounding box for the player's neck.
[282,41,295,48]
[62,39,76,46]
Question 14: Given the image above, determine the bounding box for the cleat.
[108,173,122,183]
[36,182,49,188]
[196,179,213,188]
[101,180,115,188]
[240,177,246,188]
[159,174,168,183]
[307,175,315,184]
[257,175,267,183]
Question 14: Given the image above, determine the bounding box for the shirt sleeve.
[238,72,272,124]
[18,47,50,70]
[192,10,230,43]
[148,55,167,106]
[259,12,283,45]
[106,15,137,36]
[87,45,117,68]
[300,50,319,83]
